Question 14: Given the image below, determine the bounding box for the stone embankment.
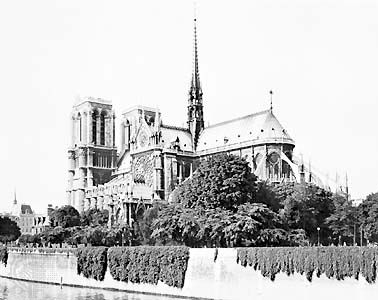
[1,247,378,300]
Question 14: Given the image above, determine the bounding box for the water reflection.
[0,277,173,300]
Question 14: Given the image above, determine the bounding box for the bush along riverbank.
[76,246,190,288]
[77,246,108,281]
[237,246,378,283]
[0,246,7,266]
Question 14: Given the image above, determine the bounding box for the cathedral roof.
[196,109,294,152]
[160,125,193,151]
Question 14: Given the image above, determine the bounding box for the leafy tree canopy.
[80,208,109,227]
[281,183,334,244]
[359,193,378,243]
[50,205,80,228]
[0,216,21,243]
[151,202,293,248]
[326,194,357,245]
[173,154,257,211]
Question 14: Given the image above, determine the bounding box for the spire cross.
[269,90,273,112]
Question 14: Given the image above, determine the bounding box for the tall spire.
[13,188,17,205]
[187,5,204,150]
[190,11,202,101]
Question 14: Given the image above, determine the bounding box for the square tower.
[67,97,117,212]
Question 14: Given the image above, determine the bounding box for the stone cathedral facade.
[66,18,307,226]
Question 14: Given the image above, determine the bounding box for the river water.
[0,277,175,300]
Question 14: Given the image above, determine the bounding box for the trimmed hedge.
[237,247,378,283]
[0,246,8,266]
[108,246,190,288]
[77,246,108,281]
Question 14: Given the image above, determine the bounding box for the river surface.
[0,277,176,300]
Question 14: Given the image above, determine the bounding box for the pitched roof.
[20,204,33,215]
[197,110,294,152]
[160,125,193,151]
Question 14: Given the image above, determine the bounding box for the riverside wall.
[0,248,377,300]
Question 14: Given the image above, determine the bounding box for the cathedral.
[66,18,315,226]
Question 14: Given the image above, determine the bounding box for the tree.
[359,192,378,243]
[151,202,289,248]
[326,194,357,245]
[64,226,86,246]
[39,226,67,246]
[18,234,35,245]
[134,203,161,245]
[50,205,80,228]
[0,216,21,243]
[80,208,109,226]
[151,203,200,246]
[287,229,309,246]
[173,154,257,211]
[255,181,296,212]
[150,154,304,247]
[281,183,334,245]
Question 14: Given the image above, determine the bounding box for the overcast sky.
[0,0,377,214]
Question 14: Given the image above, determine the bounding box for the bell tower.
[67,97,117,212]
[187,16,204,150]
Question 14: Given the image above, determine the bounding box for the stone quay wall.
[0,248,377,300]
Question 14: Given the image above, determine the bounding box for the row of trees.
[147,154,377,247]
[2,153,378,248]
[17,207,134,247]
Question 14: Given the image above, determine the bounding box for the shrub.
[237,246,378,283]
[108,246,190,288]
[0,246,8,266]
[76,246,108,281]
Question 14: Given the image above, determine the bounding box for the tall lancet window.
[100,112,106,146]
[92,111,97,144]
[77,113,82,142]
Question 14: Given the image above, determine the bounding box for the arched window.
[268,152,280,181]
[92,111,97,144]
[77,113,82,142]
[100,112,106,145]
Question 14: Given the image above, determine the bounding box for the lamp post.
[317,227,320,246]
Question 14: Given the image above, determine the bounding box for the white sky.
[0,0,377,214]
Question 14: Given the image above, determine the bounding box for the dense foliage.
[108,246,190,288]
[237,247,378,283]
[151,202,298,247]
[18,234,41,246]
[80,209,109,227]
[326,194,357,245]
[174,154,257,211]
[76,246,108,281]
[151,154,320,247]
[0,246,8,266]
[50,205,80,228]
[281,183,334,244]
[35,223,132,247]
[359,193,378,243]
[0,217,21,243]
[20,153,378,248]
